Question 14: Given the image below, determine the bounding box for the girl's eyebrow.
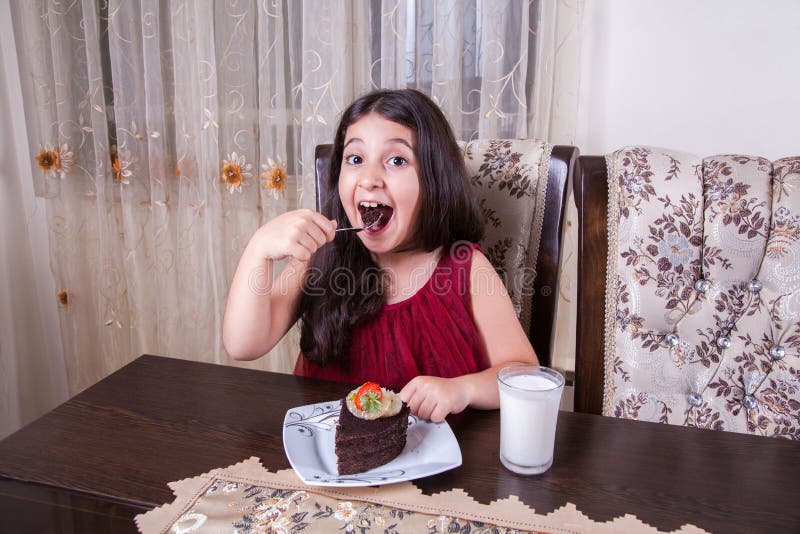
[343,138,362,149]
[387,138,414,150]
[343,137,413,150]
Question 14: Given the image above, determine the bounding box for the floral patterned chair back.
[316,141,577,367]
[575,146,800,438]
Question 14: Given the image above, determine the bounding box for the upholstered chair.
[316,141,577,367]
[575,146,800,438]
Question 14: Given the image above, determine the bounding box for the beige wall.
[575,0,800,159]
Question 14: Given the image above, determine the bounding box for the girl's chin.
[358,231,403,253]
[358,233,392,250]
[360,237,420,257]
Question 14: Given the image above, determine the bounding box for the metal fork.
[335,214,382,233]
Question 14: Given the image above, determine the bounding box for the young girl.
[223,89,537,422]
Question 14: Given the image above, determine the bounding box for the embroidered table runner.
[135,457,707,533]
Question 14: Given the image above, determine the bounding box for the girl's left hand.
[398,376,470,423]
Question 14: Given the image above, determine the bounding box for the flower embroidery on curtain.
[261,157,287,198]
[34,144,73,179]
[110,145,132,185]
[220,152,253,194]
[56,289,71,308]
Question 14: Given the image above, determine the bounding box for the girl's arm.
[223,209,336,360]
[399,250,538,421]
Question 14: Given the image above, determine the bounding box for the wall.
[575,0,800,160]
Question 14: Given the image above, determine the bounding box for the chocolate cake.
[334,384,410,475]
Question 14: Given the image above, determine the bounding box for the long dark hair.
[298,89,484,368]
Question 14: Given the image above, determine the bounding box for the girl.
[223,89,537,422]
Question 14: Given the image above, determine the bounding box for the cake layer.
[334,420,407,447]
[335,399,410,475]
[337,437,406,475]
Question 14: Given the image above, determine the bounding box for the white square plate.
[282,400,462,486]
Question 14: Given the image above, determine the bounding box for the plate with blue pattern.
[282,400,462,487]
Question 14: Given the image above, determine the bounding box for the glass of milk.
[498,364,565,475]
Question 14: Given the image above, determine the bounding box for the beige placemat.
[135,457,707,533]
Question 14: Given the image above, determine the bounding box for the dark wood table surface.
[1,354,798,533]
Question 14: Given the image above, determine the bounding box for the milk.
[498,367,564,475]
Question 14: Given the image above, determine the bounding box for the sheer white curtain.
[0,0,69,440]
[3,0,583,435]
[535,0,585,375]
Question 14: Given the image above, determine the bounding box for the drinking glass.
[498,364,565,475]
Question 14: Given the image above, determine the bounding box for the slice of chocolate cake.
[335,383,410,475]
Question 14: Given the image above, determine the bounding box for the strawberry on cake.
[334,382,410,475]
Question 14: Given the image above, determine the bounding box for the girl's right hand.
[251,209,337,262]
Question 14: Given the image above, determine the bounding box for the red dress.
[294,243,490,391]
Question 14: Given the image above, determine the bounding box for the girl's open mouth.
[358,202,394,233]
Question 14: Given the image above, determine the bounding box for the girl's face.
[338,112,421,254]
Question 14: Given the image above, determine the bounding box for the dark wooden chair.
[315,143,578,367]
[572,155,607,414]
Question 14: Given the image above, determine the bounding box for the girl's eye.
[387,156,407,166]
[345,154,362,165]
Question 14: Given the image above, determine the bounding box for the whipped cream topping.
[346,387,403,420]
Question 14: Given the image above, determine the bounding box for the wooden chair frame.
[573,155,609,414]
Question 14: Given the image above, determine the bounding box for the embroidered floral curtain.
[7,0,581,401]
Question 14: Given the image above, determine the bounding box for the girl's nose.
[358,163,384,189]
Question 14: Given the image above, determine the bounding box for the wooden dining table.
[0,354,798,533]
